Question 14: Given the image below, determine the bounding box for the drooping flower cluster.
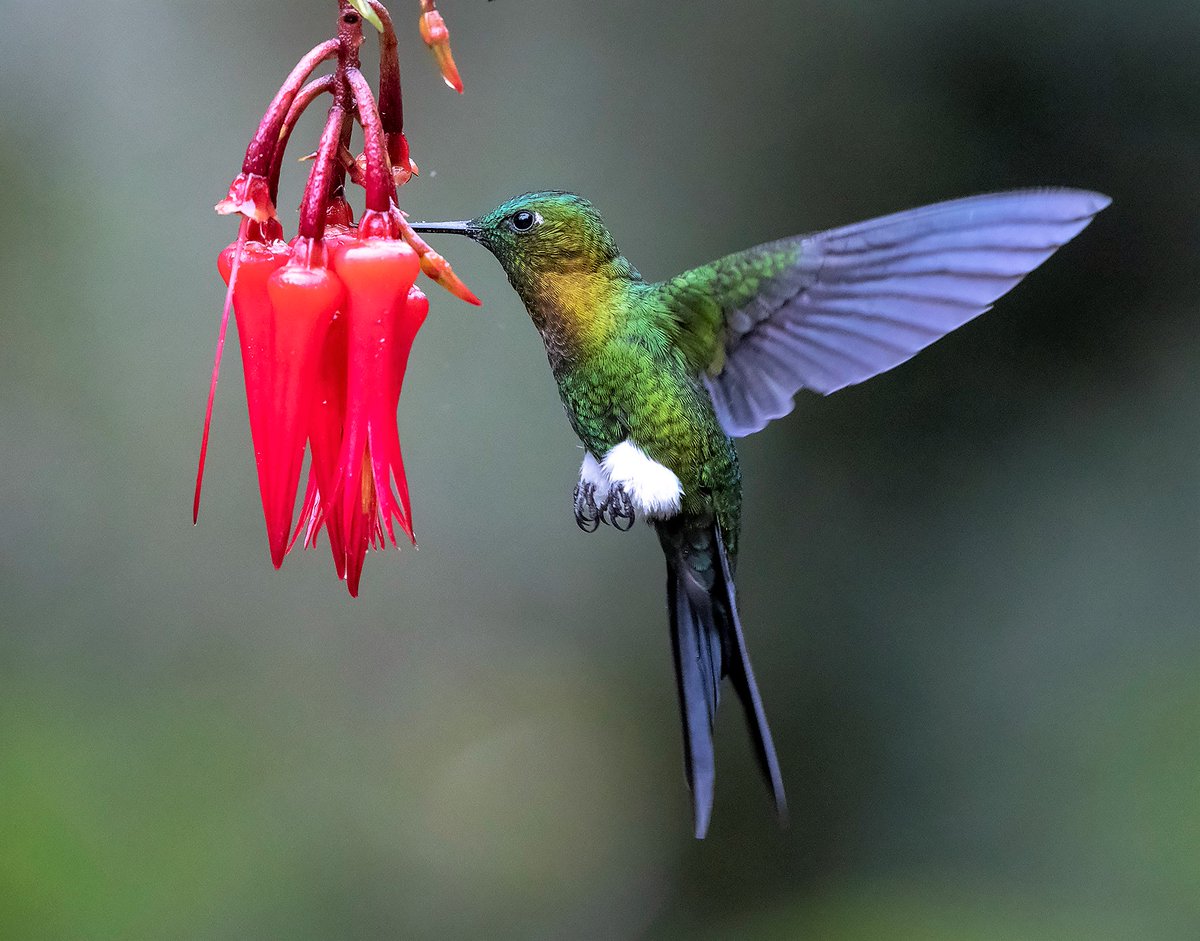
[195,0,478,596]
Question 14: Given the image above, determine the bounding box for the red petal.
[216,238,342,568]
[343,449,379,598]
[256,261,344,567]
[306,312,350,578]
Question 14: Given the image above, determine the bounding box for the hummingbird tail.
[660,518,787,838]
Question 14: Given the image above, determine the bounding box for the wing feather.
[678,189,1110,437]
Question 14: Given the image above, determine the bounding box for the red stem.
[345,67,394,213]
[297,103,350,240]
[336,0,365,79]
[366,0,403,137]
[333,116,355,191]
[268,74,337,204]
[294,3,365,240]
[242,39,339,178]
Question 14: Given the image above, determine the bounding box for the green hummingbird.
[412,188,1109,838]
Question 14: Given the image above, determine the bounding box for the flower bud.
[419,9,464,93]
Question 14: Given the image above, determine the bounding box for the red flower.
[196,0,477,595]
[296,229,426,595]
[215,236,345,569]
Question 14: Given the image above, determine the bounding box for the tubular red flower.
[326,235,422,595]
[201,0,479,593]
[293,217,357,573]
[218,239,344,567]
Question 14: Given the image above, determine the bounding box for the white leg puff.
[578,451,609,493]
[602,441,684,519]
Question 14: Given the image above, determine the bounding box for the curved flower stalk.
[196,0,478,595]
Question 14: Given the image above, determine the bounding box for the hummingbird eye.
[510,210,539,232]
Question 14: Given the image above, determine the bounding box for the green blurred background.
[2,0,1198,937]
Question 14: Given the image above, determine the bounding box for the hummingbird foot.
[601,484,636,532]
[573,481,602,533]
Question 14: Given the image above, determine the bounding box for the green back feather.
[659,240,802,376]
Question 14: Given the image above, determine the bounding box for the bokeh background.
[2,0,1198,937]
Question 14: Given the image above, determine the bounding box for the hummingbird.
[412,188,1109,838]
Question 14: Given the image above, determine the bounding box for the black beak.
[408,220,480,239]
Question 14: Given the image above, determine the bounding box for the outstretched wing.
[663,189,1110,437]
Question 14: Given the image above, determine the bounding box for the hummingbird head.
[413,192,640,366]
[412,191,629,291]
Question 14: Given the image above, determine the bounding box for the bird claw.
[574,480,636,532]
[602,484,636,532]
[573,481,601,533]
